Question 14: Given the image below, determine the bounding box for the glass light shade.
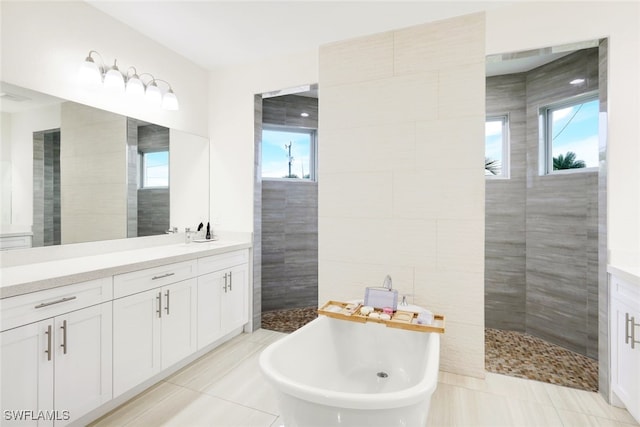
[79,57,102,86]
[104,66,125,93]
[162,89,179,110]
[145,82,162,106]
[126,76,145,97]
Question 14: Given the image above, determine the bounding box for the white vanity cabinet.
[197,249,249,349]
[112,261,197,397]
[610,273,640,422]
[1,240,252,425]
[0,278,113,426]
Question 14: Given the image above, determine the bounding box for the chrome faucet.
[185,227,195,243]
[166,226,178,234]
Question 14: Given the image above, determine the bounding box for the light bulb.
[126,75,145,97]
[104,61,125,93]
[162,89,179,110]
[145,81,162,107]
[79,56,102,87]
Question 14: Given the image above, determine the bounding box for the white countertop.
[0,239,251,299]
[608,264,640,287]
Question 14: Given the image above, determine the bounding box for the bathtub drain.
[376,371,389,379]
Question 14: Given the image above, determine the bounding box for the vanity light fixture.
[79,51,103,86]
[125,67,145,97]
[138,74,179,111]
[144,79,162,106]
[103,60,125,93]
[79,50,179,110]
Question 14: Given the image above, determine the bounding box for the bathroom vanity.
[0,236,251,426]
[609,265,640,423]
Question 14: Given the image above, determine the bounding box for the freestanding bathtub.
[259,309,440,427]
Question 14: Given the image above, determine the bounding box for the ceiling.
[85,1,517,71]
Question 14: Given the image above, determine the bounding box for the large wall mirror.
[0,81,210,248]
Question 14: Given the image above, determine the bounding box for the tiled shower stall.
[485,46,605,360]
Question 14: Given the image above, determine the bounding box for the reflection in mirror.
[0,81,210,249]
[127,118,170,238]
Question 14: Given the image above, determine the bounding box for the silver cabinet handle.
[60,319,68,354]
[152,272,175,280]
[35,296,77,309]
[156,292,162,318]
[164,289,170,315]
[229,271,233,291]
[626,313,640,350]
[223,273,228,293]
[45,324,52,361]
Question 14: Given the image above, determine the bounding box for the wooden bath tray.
[318,300,445,334]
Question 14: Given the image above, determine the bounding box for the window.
[140,151,169,188]
[485,116,509,178]
[262,127,316,180]
[541,94,599,174]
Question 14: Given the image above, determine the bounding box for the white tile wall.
[60,102,127,244]
[320,31,394,87]
[319,12,486,377]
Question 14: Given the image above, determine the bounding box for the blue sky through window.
[485,119,504,166]
[262,129,311,179]
[550,98,599,168]
[144,151,169,187]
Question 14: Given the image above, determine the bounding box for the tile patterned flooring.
[90,328,639,427]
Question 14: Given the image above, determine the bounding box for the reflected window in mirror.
[140,151,169,188]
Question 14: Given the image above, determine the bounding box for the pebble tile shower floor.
[261,307,599,392]
[485,327,598,392]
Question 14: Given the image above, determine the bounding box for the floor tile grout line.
[201,392,281,418]
[164,340,266,390]
[162,380,281,419]
[95,381,185,427]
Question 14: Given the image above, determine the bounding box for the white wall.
[0,113,11,225]
[1,1,209,137]
[208,50,318,232]
[318,14,486,378]
[486,1,640,270]
[170,129,210,232]
[5,105,61,228]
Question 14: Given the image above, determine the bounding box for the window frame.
[261,124,318,182]
[540,92,599,176]
[139,150,170,189]
[485,114,510,179]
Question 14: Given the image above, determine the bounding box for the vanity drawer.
[113,260,197,299]
[1,277,113,332]
[197,249,249,276]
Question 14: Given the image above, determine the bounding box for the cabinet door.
[613,298,640,421]
[113,289,161,397]
[54,302,112,425]
[161,279,197,368]
[221,263,248,334]
[0,321,54,427]
[197,271,223,349]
